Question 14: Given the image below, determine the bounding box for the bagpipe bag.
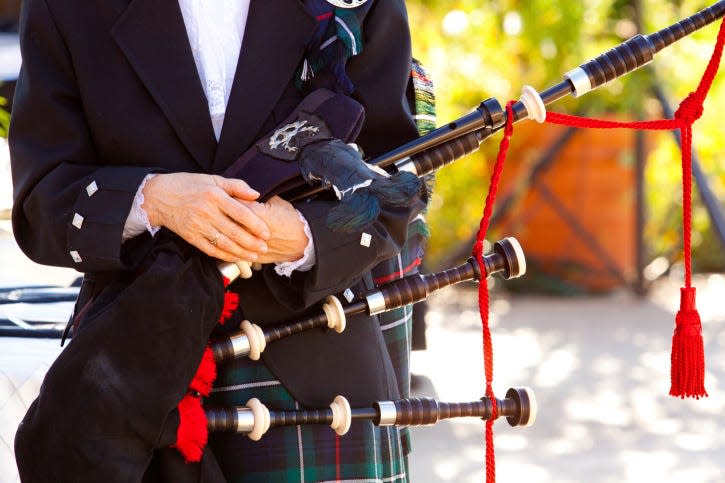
[14,234,225,481]
[14,87,424,481]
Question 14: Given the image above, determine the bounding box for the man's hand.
[244,196,309,265]
[141,173,270,262]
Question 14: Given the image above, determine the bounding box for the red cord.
[472,100,516,483]
[542,18,725,399]
[546,17,725,289]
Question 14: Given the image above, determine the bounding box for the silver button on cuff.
[72,213,84,229]
[70,250,82,263]
[86,181,99,197]
[360,233,372,247]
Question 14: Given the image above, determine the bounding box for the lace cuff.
[274,210,316,277]
[122,173,161,242]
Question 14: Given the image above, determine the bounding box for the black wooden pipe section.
[206,387,535,433]
[212,238,523,363]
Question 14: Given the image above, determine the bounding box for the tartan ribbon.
[297,0,369,93]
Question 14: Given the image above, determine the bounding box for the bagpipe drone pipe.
[211,237,526,363]
[205,387,536,441]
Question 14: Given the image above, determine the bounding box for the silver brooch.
[268,120,320,153]
[325,0,368,8]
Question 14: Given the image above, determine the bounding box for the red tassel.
[219,277,239,325]
[173,348,217,462]
[173,394,208,463]
[670,287,707,399]
[219,290,239,325]
[189,347,217,397]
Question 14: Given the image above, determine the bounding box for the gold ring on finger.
[210,231,221,246]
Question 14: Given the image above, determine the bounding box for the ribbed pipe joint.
[577,35,655,92]
[207,407,256,434]
[211,337,235,363]
[647,1,725,52]
[401,131,482,177]
[391,398,441,426]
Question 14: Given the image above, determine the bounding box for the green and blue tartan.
[206,223,425,482]
[209,361,409,483]
[207,51,437,483]
[296,1,367,94]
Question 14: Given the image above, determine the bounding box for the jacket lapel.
[211,0,317,173]
[111,0,217,171]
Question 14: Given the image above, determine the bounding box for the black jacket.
[11,0,422,481]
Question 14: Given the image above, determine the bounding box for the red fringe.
[189,347,216,397]
[219,275,239,325]
[670,287,708,399]
[173,394,208,463]
[219,291,239,325]
[172,274,240,462]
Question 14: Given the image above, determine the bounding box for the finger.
[266,195,287,207]
[213,176,260,201]
[193,234,245,263]
[219,197,271,240]
[198,231,262,264]
[213,217,268,259]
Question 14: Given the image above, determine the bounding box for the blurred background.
[1,0,724,482]
[408,0,725,288]
[402,1,725,482]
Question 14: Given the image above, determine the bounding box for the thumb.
[213,176,260,201]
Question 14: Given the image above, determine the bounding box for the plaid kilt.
[208,361,410,483]
[207,222,425,483]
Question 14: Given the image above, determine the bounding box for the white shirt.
[178,0,250,140]
[123,0,314,275]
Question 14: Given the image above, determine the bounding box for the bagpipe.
[205,1,724,479]
[14,3,724,481]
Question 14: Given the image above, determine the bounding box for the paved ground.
[2,223,724,482]
[408,277,725,482]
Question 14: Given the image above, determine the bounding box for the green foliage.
[0,96,9,138]
[409,0,725,272]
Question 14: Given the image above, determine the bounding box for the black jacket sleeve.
[10,0,159,272]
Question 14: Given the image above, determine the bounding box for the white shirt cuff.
[122,173,161,242]
[274,210,316,277]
